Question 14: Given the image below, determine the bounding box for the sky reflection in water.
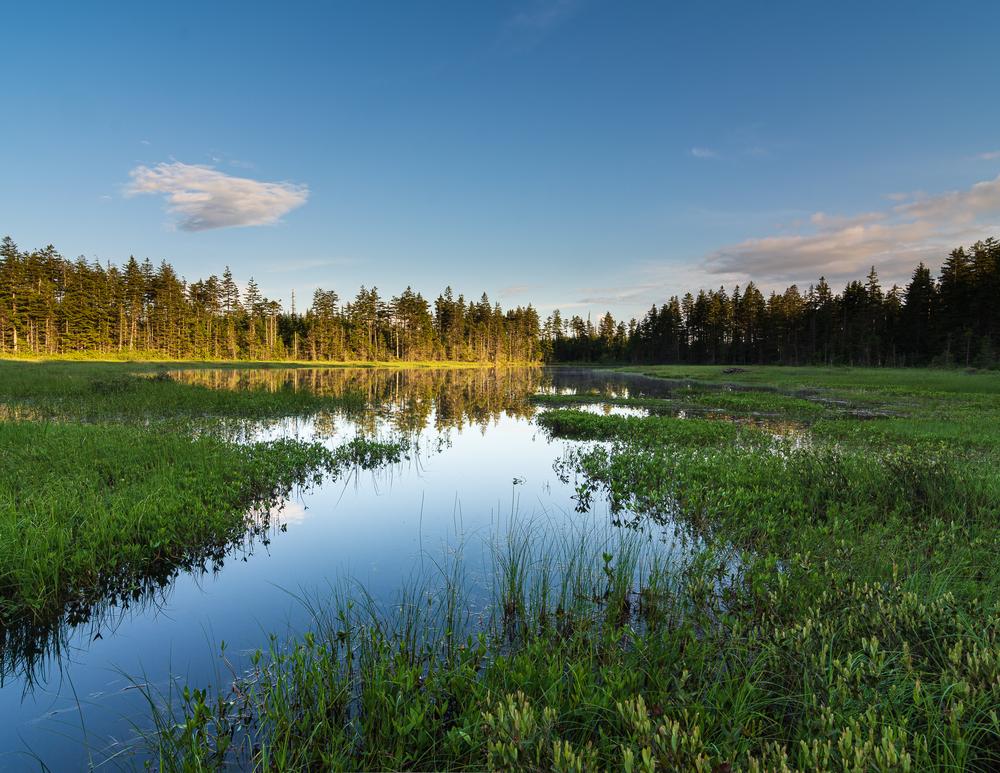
[0,367,701,770]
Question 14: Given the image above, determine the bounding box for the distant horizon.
[3,1,1000,321]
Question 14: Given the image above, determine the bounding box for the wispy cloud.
[125,162,308,231]
[576,283,661,306]
[264,258,358,273]
[507,0,580,30]
[499,283,535,296]
[895,175,1000,222]
[702,174,1000,285]
[690,147,719,159]
[976,150,1000,161]
[499,0,582,50]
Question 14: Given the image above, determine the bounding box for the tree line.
[1,234,997,366]
[0,236,541,362]
[546,237,1000,367]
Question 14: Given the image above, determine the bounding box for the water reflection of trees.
[4,368,549,680]
[8,366,729,686]
[170,367,545,435]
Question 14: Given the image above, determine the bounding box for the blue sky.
[2,0,999,320]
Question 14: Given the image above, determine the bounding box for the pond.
[0,366,700,770]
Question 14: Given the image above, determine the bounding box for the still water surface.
[0,367,694,770]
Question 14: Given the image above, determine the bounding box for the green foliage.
[685,389,826,416]
[5,234,1000,367]
[0,236,543,363]
[537,409,739,445]
[142,364,1000,771]
[0,360,410,675]
[547,237,1000,367]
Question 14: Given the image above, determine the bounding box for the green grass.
[0,361,410,678]
[142,365,1000,771]
[0,423,406,629]
[619,363,1000,397]
[4,361,999,769]
[685,389,827,417]
[0,360,373,423]
[537,408,740,445]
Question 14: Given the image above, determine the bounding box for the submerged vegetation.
[139,366,1000,771]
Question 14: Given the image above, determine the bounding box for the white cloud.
[896,175,1000,223]
[274,499,310,527]
[808,211,887,229]
[690,147,719,159]
[977,150,1000,161]
[703,174,1000,285]
[507,0,580,30]
[125,162,309,231]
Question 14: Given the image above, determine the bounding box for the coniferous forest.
[1,234,998,367]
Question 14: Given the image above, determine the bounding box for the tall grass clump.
[143,518,711,771]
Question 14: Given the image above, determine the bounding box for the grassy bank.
[618,363,1000,399]
[0,360,375,423]
[0,361,408,671]
[617,364,1000,450]
[146,366,1000,771]
[0,424,405,628]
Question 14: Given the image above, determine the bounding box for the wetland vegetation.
[94,363,995,771]
[5,5,999,771]
[0,359,997,769]
[0,361,415,683]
